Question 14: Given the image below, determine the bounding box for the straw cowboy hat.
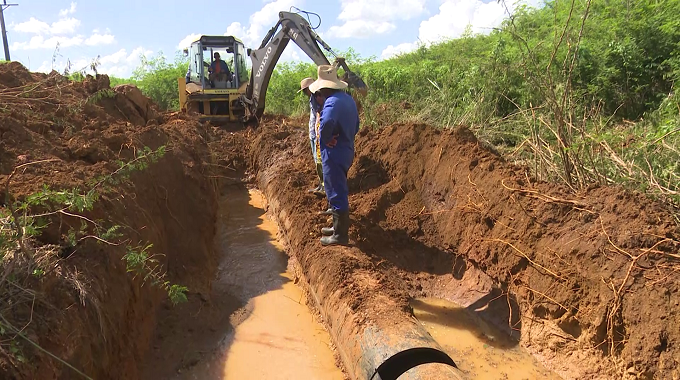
[298,77,315,93]
[309,65,348,93]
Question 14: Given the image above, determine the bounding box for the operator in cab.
[208,52,232,81]
[309,65,360,246]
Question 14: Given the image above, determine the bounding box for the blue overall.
[318,91,360,212]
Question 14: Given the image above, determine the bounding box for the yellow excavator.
[178,10,367,124]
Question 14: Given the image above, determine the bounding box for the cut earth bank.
[0,63,219,379]
[0,64,678,380]
[249,119,679,380]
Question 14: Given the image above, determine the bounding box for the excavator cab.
[178,35,250,123]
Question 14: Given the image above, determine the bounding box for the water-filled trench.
[145,185,560,379]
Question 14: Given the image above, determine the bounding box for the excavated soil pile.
[249,120,679,380]
[3,58,679,380]
[0,62,219,379]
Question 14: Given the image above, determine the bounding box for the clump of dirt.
[0,63,219,379]
[247,118,679,380]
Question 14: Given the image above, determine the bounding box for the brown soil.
[2,60,679,380]
[248,120,680,380]
[0,63,219,379]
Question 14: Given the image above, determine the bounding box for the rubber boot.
[321,225,334,236]
[320,211,349,246]
[321,208,333,215]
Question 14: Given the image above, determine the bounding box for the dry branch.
[500,179,594,212]
[486,238,564,280]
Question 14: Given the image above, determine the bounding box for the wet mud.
[411,298,561,379]
[142,187,344,379]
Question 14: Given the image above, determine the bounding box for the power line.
[0,0,18,61]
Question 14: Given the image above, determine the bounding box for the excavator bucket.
[343,70,368,97]
[334,58,368,97]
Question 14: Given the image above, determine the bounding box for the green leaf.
[168,284,189,305]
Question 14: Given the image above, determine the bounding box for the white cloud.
[327,20,395,39]
[381,42,418,59]
[11,35,84,50]
[97,47,153,77]
[13,18,51,34]
[224,0,308,62]
[50,17,81,35]
[59,2,78,17]
[37,58,88,74]
[99,49,128,65]
[126,47,153,63]
[13,17,80,35]
[419,0,544,43]
[11,5,115,51]
[337,0,426,22]
[327,0,427,39]
[224,0,302,47]
[380,0,543,60]
[37,47,153,78]
[225,22,247,42]
[84,32,115,46]
[12,31,114,50]
[177,33,201,49]
[418,0,506,43]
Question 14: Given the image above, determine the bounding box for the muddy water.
[178,188,344,380]
[411,298,562,380]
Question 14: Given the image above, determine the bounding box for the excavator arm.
[241,11,367,121]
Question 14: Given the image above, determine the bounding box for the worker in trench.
[308,65,360,246]
[299,77,325,196]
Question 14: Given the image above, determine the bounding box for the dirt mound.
[249,119,679,380]
[0,63,219,379]
[348,124,679,379]
[0,61,45,88]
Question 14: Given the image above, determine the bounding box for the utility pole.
[0,0,18,61]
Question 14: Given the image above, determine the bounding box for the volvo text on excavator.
[177,10,367,124]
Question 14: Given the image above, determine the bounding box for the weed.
[86,89,116,105]
[124,243,188,305]
[0,145,186,374]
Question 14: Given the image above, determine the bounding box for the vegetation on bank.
[0,144,188,376]
[73,0,679,206]
[264,0,680,206]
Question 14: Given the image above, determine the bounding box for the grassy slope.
[264,0,679,206]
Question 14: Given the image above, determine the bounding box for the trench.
[142,179,562,379]
[141,185,343,379]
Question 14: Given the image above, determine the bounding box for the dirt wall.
[249,118,679,380]
[0,63,218,379]
[348,124,680,379]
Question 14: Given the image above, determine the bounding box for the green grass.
[262,0,679,206]
[92,0,678,205]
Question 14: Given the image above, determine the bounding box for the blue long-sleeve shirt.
[209,60,230,75]
[319,91,360,161]
[309,95,321,140]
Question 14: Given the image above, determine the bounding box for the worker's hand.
[326,134,339,148]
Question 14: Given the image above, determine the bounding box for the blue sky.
[2,0,540,78]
